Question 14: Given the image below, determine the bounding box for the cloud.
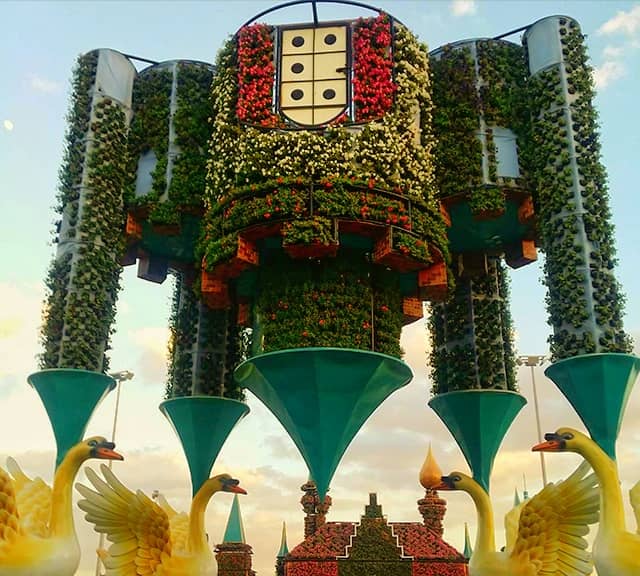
[0,282,44,379]
[2,119,13,132]
[597,5,640,37]
[603,45,624,59]
[593,60,626,89]
[127,325,170,384]
[451,0,477,17]
[592,6,640,90]
[28,73,62,94]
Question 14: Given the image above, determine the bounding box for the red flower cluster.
[236,23,279,127]
[353,14,396,121]
[286,561,338,576]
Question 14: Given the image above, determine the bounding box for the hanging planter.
[282,217,339,260]
[372,227,432,272]
[201,271,231,309]
[418,262,448,301]
[402,297,423,325]
[505,239,537,269]
[202,234,259,280]
[469,186,507,221]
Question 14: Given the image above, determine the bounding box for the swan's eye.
[452,475,461,482]
[88,439,98,447]
[562,433,574,440]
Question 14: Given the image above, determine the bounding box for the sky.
[1,1,639,575]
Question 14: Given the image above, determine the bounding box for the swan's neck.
[580,443,626,534]
[467,482,496,557]
[188,487,217,555]
[49,456,81,539]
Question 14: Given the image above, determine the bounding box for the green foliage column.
[523,16,632,359]
[166,273,245,400]
[430,39,530,219]
[255,254,402,357]
[41,50,136,371]
[126,61,214,227]
[429,259,517,393]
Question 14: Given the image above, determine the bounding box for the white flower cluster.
[205,23,439,204]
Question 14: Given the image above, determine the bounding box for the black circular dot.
[324,33,337,45]
[291,89,304,101]
[322,88,336,100]
[292,36,305,48]
[291,62,304,74]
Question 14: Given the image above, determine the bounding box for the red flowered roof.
[289,522,356,558]
[391,523,464,560]
[289,521,465,561]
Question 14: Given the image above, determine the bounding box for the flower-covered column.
[166,273,245,399]
[523,16,631,359]
[41,49,136,371]
[429,259,516,393]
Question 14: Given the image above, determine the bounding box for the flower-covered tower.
[223,5,446,498]
[202,11,450,351]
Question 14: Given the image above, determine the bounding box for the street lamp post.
[518,355,548,486]
[94,370,134,576]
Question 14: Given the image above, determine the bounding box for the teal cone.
[160,396,250,496]
[234,348,412,499]
[28,369,116,468]
[429,390,526,492]
[545,353,640,460]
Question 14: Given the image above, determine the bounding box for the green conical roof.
[277,522,289,557]
[463,523,473,559]
[513,488,521,507]
[223,494,246,543]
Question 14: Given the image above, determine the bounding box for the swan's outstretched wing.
[510,461,599,576]
[5,457,51,537]
[76,464,172,576]
[155,493,189,553]
[0,464,20,545]
[629,480,640,534]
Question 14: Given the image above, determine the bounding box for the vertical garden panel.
[41,49,136,371]
[124,60,214,263]
[523,16,631,359]
[430,39,530,221]
[429,259,516,394]
[166,273,245,400]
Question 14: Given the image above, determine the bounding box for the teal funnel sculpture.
[429,390,526,492]
[545,353,640,460]
[160,396,250,496]
[234,348,413,499]
[28,369,116,468]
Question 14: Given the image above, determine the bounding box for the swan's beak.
[94,441,124,461]
[532,433,565,452]
[432,476,455,491]
[228,484,247,495]
[222,477,247,495]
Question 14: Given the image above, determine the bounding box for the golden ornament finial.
[419,443,443,489]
